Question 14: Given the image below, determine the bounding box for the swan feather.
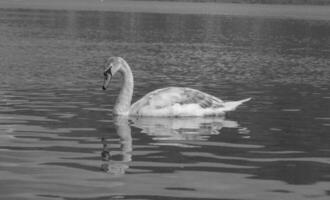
[130,87,237,117]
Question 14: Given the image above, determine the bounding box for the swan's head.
[102,57,123,90]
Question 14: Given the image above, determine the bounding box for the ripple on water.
[281,109,301,112]
[0,7,330,200]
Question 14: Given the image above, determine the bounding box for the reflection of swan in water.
[102,57,251,116]
[130,117,239,142]
[100,116,132,174]
[101,116,242,173]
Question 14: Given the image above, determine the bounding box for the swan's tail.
[222,98,251,112]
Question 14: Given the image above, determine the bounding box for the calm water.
[1,8,330,200]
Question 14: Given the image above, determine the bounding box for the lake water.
[0,7,330,200]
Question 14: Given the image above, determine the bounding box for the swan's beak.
[102,74,112,90]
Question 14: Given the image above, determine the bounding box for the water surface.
[0,8,330,200]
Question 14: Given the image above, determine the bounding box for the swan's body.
[102,57,251,117]
[130,87,250,116]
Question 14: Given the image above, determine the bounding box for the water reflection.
[131,116,239,144]
[100,116,132,175]
[101,115,242,175]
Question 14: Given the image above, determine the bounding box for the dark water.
[0,8,330,200]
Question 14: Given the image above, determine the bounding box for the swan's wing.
[177,87,224,108]
[131,87,224,112]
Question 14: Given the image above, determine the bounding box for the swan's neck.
[114,60,134,115]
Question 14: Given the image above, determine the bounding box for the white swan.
[102,57,251,116]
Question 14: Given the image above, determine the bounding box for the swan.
[102,57,251,116]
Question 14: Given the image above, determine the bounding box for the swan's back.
[130,87,249,117]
